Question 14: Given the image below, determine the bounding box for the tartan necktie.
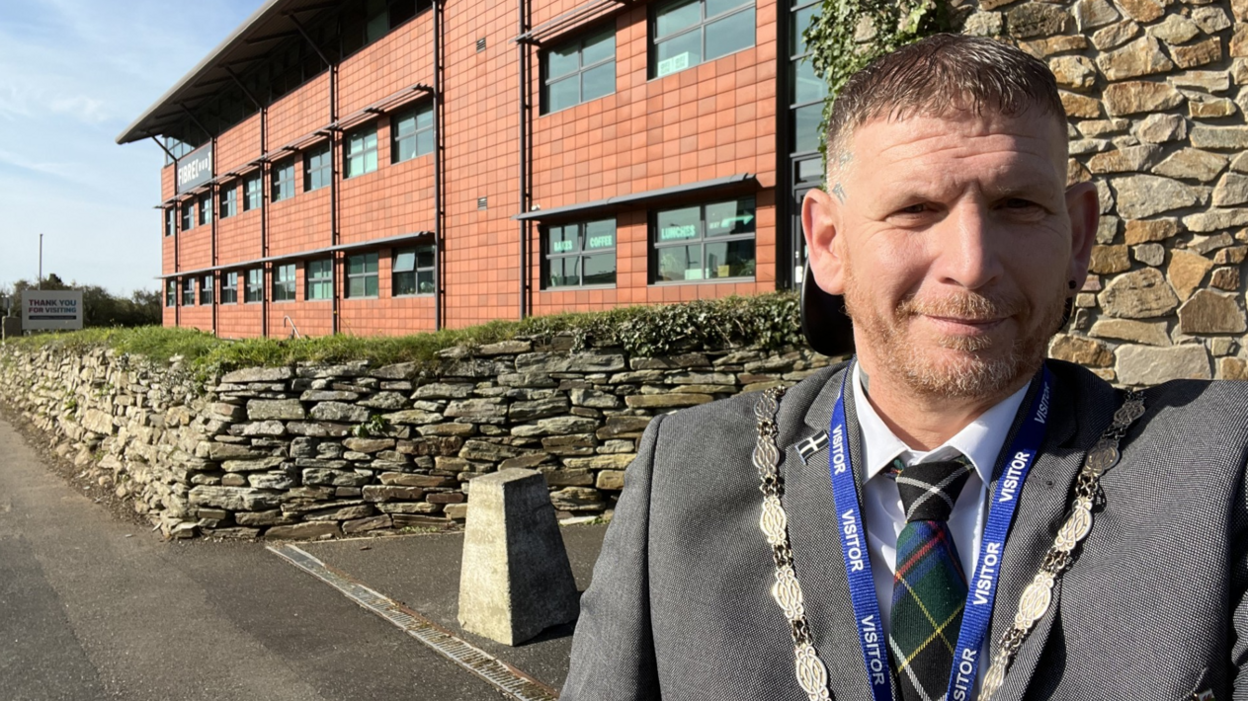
[888,455,974,701]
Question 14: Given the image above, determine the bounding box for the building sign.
[659,224,696,242]
[22,290,84,331]
[177,143,213,193]
[657,52,690,77]
[586,232,614,250]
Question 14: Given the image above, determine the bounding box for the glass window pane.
[547,76,580,113]
[416,130,434,156]
[364,150,377,173]
[656,31,700,76]
[548,257,580,287]
[394,112,416,137]
[417,246,435,269]
[707,0,750,17]
[582,31,615,65]
[704,6,754,61]
[349,278,366,298]
[792,57,827,105]
[416,105,434,129]
[706,197,755,236]
[657,244,702,281]
[365,253,378,273]
[394,271,416,295]
[656,0,701,37]
[794,102,822,154]
[796,156,823,183]
[791,3,819,55]
[366,276,378,297]
[395,135,416,162]
[548,225,579,255]
[584,220,615,250]
[348,256,366,275]
[582,253,616,285]
[581,63,615,102]
[547,44,580,79]
[394,251,416,273]
[656,206,700,243]
[417,270,435,294]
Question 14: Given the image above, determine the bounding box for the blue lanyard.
[827,363,1053,701]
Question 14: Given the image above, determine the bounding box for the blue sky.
[0,0,259,296]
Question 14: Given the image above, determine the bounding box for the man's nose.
[930,201,1005,291]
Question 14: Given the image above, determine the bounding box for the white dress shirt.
[852,362,1029,680]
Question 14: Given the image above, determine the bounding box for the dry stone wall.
[0,340,831,540]
[960,0,1248,383]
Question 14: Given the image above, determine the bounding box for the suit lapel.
[985,364,1118,700]
[782,363,888,701]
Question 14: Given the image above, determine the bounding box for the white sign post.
[22,290,84,331]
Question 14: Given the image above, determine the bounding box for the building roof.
[116,0,334,145]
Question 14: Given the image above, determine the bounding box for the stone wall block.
[1096,36,1174,80]
[1110,175,1200,218]
[1183,208,1248,233]
[1116,344,1212,385]
[1103,81,1184,115]
[1178,290,1248,334]
[247,399,305,421]
[1152,148,1228,183]
[1089,318,1171,345]
[1099,268,1181,317]
[1007,3,1071,38]
[1213,173,1248,207]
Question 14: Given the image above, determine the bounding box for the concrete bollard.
[457,468,579,645]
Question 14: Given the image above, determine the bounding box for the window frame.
[181,278,196,306]
[304,142,332,192]
[245,268,265,303]
[243,172,263,211]
[221,271,239,304]
[390,102,435,164]
[165,207,176,237]
[271,158,296,202]
[650,0,755,79]
[650,196,757,284]
[392,246,436,296]
[345,252,380,299]
[272,263,297,302]
[181,200,194,230]
[541,219,618,290]
[199,274,214,305]
[198,192,213,227]
[165,280,176,307]
[344,124,379,178]
[219,182,238,218]
[541,26,616,115]
[305,258,334,301]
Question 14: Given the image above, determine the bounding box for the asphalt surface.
[0,414,607,701]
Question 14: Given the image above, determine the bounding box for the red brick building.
[118,0,826,338]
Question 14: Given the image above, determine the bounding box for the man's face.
[803,108,1098,400]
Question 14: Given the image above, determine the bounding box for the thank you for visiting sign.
[177,143,213,193]
[22,290,84,331]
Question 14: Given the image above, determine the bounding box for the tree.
[4,275,161,327]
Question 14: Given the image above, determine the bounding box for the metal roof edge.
[513,173,756,221]
[157,231,435,279]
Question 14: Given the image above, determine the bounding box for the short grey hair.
[826,34,1066,174]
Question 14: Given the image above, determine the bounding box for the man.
[562,34,1248,701]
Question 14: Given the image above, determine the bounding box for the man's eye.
[898,203,927,215]
[1004,198,1038,209]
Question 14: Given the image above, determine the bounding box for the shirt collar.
[852,362,1030,486]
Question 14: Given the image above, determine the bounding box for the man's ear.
[802,187,846,295]
[1064,180,1100,290]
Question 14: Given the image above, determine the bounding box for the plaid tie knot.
[895,457,974,522]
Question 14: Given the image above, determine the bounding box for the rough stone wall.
[961,0,1248,384]
[0,340,831,540]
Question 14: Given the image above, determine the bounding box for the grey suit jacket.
[562,360,1248,700]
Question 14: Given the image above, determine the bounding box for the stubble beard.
[843,265,1066,401]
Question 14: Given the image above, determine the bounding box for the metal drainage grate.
[268,543,560,701]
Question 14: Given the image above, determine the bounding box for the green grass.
[1,291,805,374]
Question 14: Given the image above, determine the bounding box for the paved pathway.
[0,414,605,700]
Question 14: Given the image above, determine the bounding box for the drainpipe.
[211,139,218,335]
[434,0,445,331]
[517,0,530,320]
[226,67,269,338]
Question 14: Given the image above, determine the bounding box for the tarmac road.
[0,415,606,701]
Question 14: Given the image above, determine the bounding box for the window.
[342,0,423,57]
[199,275,214,305]
[393,246,435,295]
[165,280,176,307]
[221,271,239,304]
[198,193,212,226]
[653,197,755,282]
[346,252,379,298]
[790,0,827,157]
[344,126,378,178]
[306,259,333,300]
[391,103,434,163]
[165,208,176,237]
[304,143,332,191]
[273,263,296,301]
[243,172,263,211]
[182,278,196,306]
[543,220,617,288]
[245,268,264,303]
[652,0,755,78]
[271,158,295,202]
[181,201,194,230]
[543,28,615,114]
[220,182,238,218]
